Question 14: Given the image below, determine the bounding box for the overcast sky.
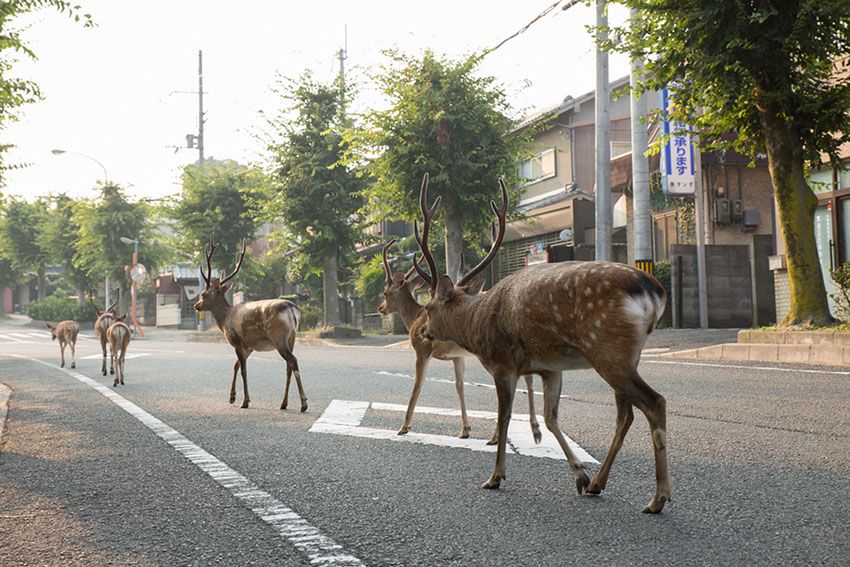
[2,1,630,202]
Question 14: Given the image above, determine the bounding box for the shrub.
[27,295,96,323]
[829,263,850,322]
[654,260,671,298]
[297,303,323,330]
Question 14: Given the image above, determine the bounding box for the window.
[517,148,556,184]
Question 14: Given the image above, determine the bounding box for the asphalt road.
[1,327,848,566]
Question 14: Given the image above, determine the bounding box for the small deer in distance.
[47,320,79,369]
[90,292,118,376]
[379,174,541,444]
[414,176,671,513]
[194,239,306,411]
[107,314,131,387]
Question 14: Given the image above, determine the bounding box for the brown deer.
[380,239,541,444]
[47,320,80,369]
[107,314,131,387]
[193,240,306,411]
[413,177,671,513]
[90,292,119,376]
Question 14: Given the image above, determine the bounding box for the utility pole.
[337,25,347,116]
[629,8,652,273]
[595,0,612,261]
[198,50,205,163]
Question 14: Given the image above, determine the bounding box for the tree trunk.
[37,266,46,300]
[76,288,85,305]
[444,205,464,282]
[760,105,834,326]
[323,249,340,327]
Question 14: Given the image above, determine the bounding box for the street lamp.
[51,148,110,184]
[120,236,145,338]
[53,148,112,304]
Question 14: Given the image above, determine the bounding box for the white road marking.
[0,334,25,342]
[646,359,850,376]
[10,333,33,339]
[26,331,52,338]
[310,399,598,464]
[80,353,151,360]
[374,370,570,399]
[5,354,363,566]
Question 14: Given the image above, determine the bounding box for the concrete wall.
[705,164,776,246]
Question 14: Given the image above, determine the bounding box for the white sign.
[310,399,598,464]
[660,87,696,195]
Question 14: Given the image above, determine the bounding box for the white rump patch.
[620,293,657,329]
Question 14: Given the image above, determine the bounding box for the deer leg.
[280,364,293,410]
[59,340,66,368]
[119,350,126,385]
[112,348,119,387]
[540,370,590,494]
[482,371,517,490]
[236,350,250,409]
[452,358,471,439]
[101,340,107,376]
[632,378,671,514]
[70,340,76,369]
[524,374,542,444]
[586,392,634,496]
[399,352,430,435]
[229,359,240,404]
[278,347,307,412]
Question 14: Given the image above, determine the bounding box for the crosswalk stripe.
[10,333,32,339]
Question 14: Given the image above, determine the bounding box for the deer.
[90,291,119,376]
[107,314,131,387]
[380,240,541,444]
[193,239,306,411]
[413,176,671,513]
[47,320,80,369]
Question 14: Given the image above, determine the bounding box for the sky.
[3,1,630,202]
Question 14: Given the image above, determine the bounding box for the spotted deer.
[380,240,541,444]
[47,320,80,369]
[414,177,670,513]
[90,292,119,376]
[107,314,131,387]
[194,240,305,411]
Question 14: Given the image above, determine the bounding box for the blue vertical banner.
[660,87,696,194]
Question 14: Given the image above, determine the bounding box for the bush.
[27,295,96,323]
[654,260,671,298]
[829,263,850,322]
[297,303,323,330]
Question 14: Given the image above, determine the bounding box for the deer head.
[377,238,428,316]
[47,323,57,340]
[413,177,508,341]
[89,290,118,318]
[194,238,246,312]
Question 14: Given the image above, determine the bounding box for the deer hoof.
[240,401,249,409]
[60,362,65,368]
[71,363,75,369]
[459,427,470,439]
[300,402,308,413]
[397,426,410,436]
[486,435,498,446]
[641,495,669,514]
[532,426,542,444]
[575,471,590,494]
[585,479,604,495]
[110,369,114,375]
[482,474,502,490]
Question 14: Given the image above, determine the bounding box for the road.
[1,326,848,566]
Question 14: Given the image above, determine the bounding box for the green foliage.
[26,294,96,323]
[653,260,672,299]
[38,193,92,292]
[265,72,364,265]
[0,196,49,273]
[604,1,850,166]
[173,159,266,278]
[829,263,850,322]
[0,1,92,183]
[347,50,532,241]
[355,254,388,310]
[240,251,289,301]
[297,303,323,330]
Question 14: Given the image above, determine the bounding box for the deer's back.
[226,299,300,351]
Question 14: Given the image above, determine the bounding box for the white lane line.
[26,331,52,338]
[10,333,33,339]
[6,354,363,566]
[0,334,25,342]
[374,370,570,399]
[310,399,598,464]
[645,359,850,376]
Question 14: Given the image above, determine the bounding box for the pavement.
[3,313,847,366]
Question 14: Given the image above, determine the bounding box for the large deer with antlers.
[90,292,119,376]
[413,176,670,513]
[194,240,306,411]
[47,320,80,369]
[107,314,131,387]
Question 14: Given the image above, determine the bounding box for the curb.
[0,383,11,451]
[660,343,850,367]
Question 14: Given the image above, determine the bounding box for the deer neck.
[395,292,424,331]
[207,299,233,331]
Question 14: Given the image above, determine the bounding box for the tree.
[350,50,531,281]
[173,159,265,280]
[605,1,850,326]
[0,1,92,182]
[37,193,92,303]
[72,184,152,310]
[266,72,364,327]
[0,196,50,299]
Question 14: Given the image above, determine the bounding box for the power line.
[479,0,585,60]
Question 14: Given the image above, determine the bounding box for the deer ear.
[46,323,53,329]
[436,275,455,302]
[391,272,405,286]
[221,281,232,293]
[461,276,486,296]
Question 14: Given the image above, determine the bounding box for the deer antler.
[382,238,398,285]
[106,298,119,313]
[89,290,103,317]
[412,173,441,293]
[220,241,247,287]
[200,237,218,285]
[456,177,509,287]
